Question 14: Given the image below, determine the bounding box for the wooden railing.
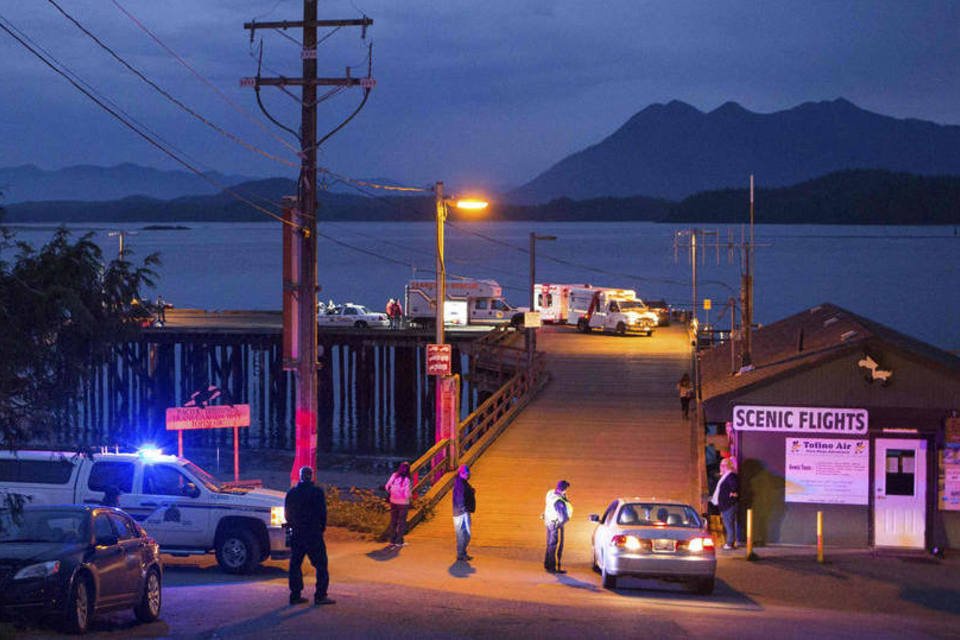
[406,347,548,528]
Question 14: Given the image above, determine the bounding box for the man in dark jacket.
[451,465,476,561]
[285,466,334,605]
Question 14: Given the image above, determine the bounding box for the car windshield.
[182,461,223,493]
[617,503,701,528]
[617,300,648,311]
[0,509,88,543]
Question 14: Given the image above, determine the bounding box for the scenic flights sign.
[732,405,868,435]
[785,437,870,505]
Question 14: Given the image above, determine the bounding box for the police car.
[0,448,289,574]
[317,302,390,328]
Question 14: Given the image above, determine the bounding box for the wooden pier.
[412,324,697,557]
[57,309,497,457]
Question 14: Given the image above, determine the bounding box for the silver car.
[589,499,717,594]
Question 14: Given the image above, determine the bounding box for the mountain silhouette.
[0,163,259,203]
[510,98,960,203]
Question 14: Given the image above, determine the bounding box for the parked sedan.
[0,506,162,634]
[589,499,716,594]
[644,299,671,326]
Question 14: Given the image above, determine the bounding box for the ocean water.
[7,221,960,351]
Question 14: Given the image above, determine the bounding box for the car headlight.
[14,560,60,580]
[270,506,286,527]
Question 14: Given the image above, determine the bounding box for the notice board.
[784,437,869,505]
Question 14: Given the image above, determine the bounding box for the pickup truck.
[0,449,288,574]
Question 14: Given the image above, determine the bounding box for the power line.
[110,0,304,160]
[46,0,299,169]
[0,15,293,228]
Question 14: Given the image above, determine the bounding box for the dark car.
[644,299,671,326]
[0,506,162,634]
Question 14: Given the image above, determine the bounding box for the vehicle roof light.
[137,446,164,460]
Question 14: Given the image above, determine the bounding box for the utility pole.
[244,3,373,485]
[740,175,756,366]
[529,232,556,363]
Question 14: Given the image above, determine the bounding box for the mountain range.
[511,98,960,203]
[3,169,959,225]
[0,163,258,203]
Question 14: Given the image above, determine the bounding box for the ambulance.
[568,287,658,336]
[533,283,595,324]
[405,278,525,327]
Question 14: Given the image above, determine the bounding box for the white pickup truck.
[0,449,288,574]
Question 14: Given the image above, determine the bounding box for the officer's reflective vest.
[543,490,573,525]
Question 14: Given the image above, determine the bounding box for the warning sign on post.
[426,344,452,376]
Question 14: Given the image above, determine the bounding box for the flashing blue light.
[137,446,164,460]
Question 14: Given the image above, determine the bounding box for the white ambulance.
[534,283,596,324]
[569,287,658,336]
[405,278,525,327]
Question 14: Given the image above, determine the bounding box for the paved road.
[8,537,958,639]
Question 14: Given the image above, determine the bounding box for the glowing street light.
[433,182,488,470]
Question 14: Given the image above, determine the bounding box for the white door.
[874,438,926,548]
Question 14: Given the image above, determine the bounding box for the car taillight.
[682,537,715,553]
[612,535,651,552]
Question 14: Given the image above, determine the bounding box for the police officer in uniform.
[544,480,573,574]
[285,466,335,606]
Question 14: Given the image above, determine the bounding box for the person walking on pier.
[385,461,412,548]
[544,480,572,574]
[677,372,694,419]
[711,458,740,549]
[285,466,335,606]
[452,465,476,561]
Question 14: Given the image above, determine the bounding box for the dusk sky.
[1,1,958,192]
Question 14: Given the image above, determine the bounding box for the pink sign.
[165,405,251,431]
[427,344,452,376]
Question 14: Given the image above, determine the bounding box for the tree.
[0,225,159,445]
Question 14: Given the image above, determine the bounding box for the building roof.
[700,302,960,405]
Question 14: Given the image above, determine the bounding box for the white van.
[405,278,525,326]
[0,449,289,574]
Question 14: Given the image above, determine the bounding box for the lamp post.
[529,232,556,362]
[432,182,488,470]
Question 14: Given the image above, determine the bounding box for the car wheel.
[354,320,368,329]
[615,322,626,336]
[134,567,162,622]
[591,548,600,573]
[64,575,92,634]
[577,318,590,333]
[600,554,617,589]
[689,577,715,595]
[216,528,261,574]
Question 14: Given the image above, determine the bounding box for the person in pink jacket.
[385,461,412,547]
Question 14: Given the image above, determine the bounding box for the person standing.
[285,466,335,606]
[544,480,572,574]
[677,372,694,419]
[385,461,412,547]
[710,458,740,549]
[392,298,403,329]
[452,465,476,561]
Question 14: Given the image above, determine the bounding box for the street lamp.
[433,181,488,469]
[529,232,557,361]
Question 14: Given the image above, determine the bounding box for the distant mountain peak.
[710,101,749,116]
[510,97,960,203]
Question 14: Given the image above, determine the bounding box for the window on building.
[885,450,916,496]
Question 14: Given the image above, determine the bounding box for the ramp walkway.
[412,324,696,558]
